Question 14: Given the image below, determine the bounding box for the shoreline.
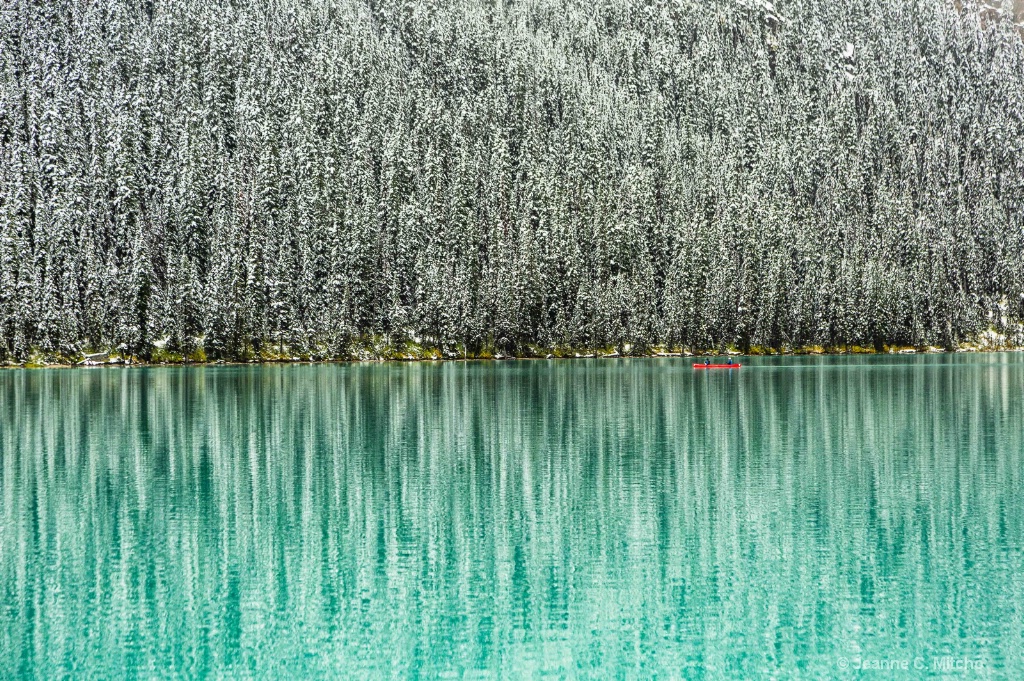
[3,343,1022,369]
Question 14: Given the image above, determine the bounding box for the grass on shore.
[3,327,1023,368]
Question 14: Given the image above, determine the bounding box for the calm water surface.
[1,356,1022,679]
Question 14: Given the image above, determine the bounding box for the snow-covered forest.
[2,0,1024,360]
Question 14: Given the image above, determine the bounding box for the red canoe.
[693,363,742,369]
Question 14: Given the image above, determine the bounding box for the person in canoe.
[693,358,741,368]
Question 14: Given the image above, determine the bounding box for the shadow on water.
[1,355,1022,678]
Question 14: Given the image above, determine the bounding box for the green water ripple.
[0,356,1022,679]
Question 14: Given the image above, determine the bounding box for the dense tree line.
[2,0,1023,359]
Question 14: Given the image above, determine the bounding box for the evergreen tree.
[2,0,1023,360]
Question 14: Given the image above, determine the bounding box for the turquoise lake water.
[1,356,1022,679]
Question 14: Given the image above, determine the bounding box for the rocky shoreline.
[4,332,1023,369]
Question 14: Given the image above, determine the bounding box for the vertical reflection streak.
[0,356,1022,678]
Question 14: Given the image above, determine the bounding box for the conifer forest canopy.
[2,0,1024,359]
